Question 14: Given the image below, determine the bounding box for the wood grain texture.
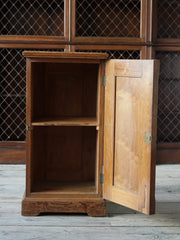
[22,196,106,217]
[0,142,26,163]
[30,126,97,183]
[0,35,68,44]
[32,118,98,126]
[103,59,160,215]
[26,58,33,197]
[22,51,109,59]
[96,61,106,199]
[0,43,67,49]
[32,62,99,119]
[0,0,179,168]
[1,164,180,240]
[157,143,180,164]
[23,52,105,215]
[31,181,96,194]
[72,45,142,51]
[0,226,180,240]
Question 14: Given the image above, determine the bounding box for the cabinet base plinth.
[22,196,106,217]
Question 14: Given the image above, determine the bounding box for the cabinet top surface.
[22,51,109,60]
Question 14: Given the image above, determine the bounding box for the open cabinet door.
[103,60,159,214]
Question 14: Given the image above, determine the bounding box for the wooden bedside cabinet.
[22,51,159,217]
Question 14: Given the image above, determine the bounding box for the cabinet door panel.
[103,60,159,214]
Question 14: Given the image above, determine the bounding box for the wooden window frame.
[0,0,69,45]
[152,0,180,45]
[71,0,148,44]
[71,45,146,58]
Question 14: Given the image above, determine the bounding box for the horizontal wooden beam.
[157,143,180,164]
[0,142,26,164]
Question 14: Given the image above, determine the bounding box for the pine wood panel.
[103,59,159,214]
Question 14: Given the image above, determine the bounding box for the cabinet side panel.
[26,59,32,196]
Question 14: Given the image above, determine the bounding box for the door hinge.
[102,75,106,86]
[145,132,151,144]
[26,124,31,133]
[100,173,104,184]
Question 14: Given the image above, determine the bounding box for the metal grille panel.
[156,52,180,142]
[157,0,180,38]
[0,0,64,36]
[76,50,140,59]
[0,49,64,141]
[76,0,141,38]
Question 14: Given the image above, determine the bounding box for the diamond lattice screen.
[76,0,141,37]
[0,0,64,36]
[0,49,64,141]
[157,0,180,38]
[156,52,180,142]
[76,50,140,59]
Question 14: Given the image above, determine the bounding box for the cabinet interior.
[31,126,97,194]
[30,61,100,194]
[31,62,99,122]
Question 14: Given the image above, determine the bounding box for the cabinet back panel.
[32,63,99,119]
[31,126,97,189]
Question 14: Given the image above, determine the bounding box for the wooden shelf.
[32,181,96,194]
[32,117,98,126]
[22,51,109,59]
